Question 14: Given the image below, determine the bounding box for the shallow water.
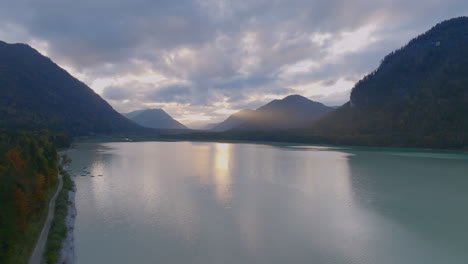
[66,142,468,264]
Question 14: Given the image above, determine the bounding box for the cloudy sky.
[0,0,466,127]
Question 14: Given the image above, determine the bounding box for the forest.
[0,130,69,263]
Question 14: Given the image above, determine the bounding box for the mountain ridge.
[211,109,256,132]
[211,95,333,131]
[310,16,468,148]
[124,108,187,130]
[0,40,146,135]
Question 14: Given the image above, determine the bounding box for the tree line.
[0,130,70,263]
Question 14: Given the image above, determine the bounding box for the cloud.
[102,85,133,101]
[145,84,194,104]
[309,90,352,107]
[0,0,466,124]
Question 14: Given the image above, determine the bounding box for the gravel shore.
[55,178,77,264]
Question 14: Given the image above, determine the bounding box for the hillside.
[0,131,60,263]
[124,109,187,129]
[211,95,333,132]
[224,95,333,131]
[243,95,333,129]
[211,110,256,132]
[312,17,468,148]
[123,109,147,119]
[0,41,145,136]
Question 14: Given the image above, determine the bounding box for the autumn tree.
[32,174,46,214]
[13,187,28,232]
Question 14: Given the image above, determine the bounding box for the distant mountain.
[199,122,220,131]
[124,109,187,129]
[312,17,468,148]
[211,95,333,131]
[123,109,147,119]
[0,41,145,135]
[241,95,333,130]
[211,109,256,132]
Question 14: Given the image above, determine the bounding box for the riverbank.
[55,181,76,264]
[74,129,468,151]
[41,159,76,264]
[74,135,468,154]
[27,172,63,264]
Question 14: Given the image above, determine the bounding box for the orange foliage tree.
[33,174,46,213]
[6,149,26,183]
[13,187,29,232]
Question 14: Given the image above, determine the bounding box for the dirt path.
[28,173,63,264]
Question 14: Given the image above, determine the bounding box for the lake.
[66,142,468,264]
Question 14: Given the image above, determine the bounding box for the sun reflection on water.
[214,143,232,205]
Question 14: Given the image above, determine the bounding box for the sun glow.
[178,114,211,122]
[329,24,379,57]
[288,78,354,97]
[214,143,232,204]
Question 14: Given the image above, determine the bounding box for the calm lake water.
[66,142,468,264]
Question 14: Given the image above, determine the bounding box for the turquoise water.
[66,142,468,264]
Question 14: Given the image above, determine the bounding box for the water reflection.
[66,142,468,264]
[191,143,211,185]
[345,149,468,262]
[213,143,232,205]
[215,143,230,170]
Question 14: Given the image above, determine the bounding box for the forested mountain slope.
[0,41,145,136]
[312,17,468,147]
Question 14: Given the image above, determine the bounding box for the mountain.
[0,41,145,135]
[242,95,333,129]
[211,109,256,132]
[312,17,468,148]
[200,122,220,131]
[123,109,147,119]
[124,109,187,129]
[210,95,333,132]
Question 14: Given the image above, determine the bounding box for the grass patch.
[43,169,74,264]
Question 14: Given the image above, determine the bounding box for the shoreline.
[55,173,77,264]
[28,172,64,264]
[74,137,468,154]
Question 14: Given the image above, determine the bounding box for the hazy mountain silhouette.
[124,109,187,129]
[241,95,333,130]
[211,95,333,131]
[123,109,147,119]
[211,109,256,132]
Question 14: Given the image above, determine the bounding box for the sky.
[0,0,466,128]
